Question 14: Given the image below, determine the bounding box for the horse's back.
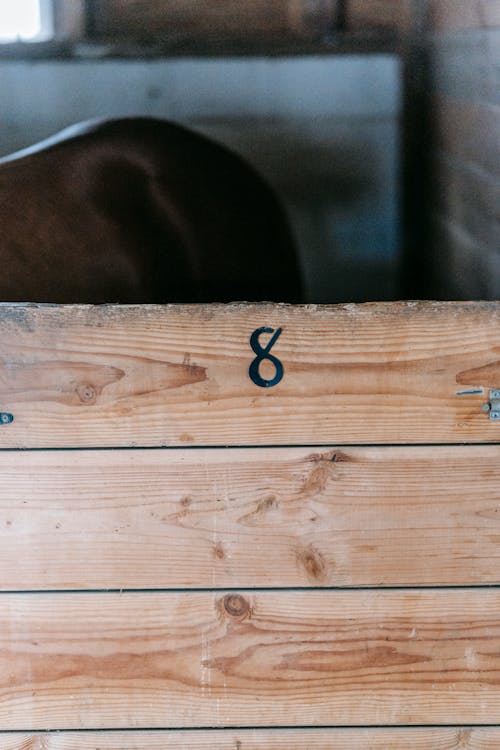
[0,118,302,303]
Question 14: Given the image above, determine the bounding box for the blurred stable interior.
[0,0,498,302]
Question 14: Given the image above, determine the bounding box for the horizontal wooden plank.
[1,445,499,590]
[1,589,500,729]
[4,728,500,748]
[0,302,498,447]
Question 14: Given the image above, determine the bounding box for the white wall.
[0,55,401,302]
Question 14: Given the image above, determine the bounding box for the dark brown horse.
[0,117,302,304]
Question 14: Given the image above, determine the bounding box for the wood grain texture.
[1,445,499,590]
[1,589,500,729]
[4,728,500,749]
[0,302,498,448]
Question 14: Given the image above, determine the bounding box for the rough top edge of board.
[0,300,498,314]
[0,300,497,337]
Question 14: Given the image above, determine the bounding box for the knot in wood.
[223,594,250,620]
[76,384,97,404]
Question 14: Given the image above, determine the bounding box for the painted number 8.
[248,327,284,388]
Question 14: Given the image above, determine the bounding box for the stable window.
[0,0,53,43]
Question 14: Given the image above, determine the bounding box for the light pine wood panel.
[4,728,500,749]
[0,302,498,447]
[1,589,500,729]
[0,445,499,590]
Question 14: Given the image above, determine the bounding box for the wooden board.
[1,445,499,590]
[1,302,499,734]
[1,589,500,729]
[4,728,500,749]
[0,302,498,448]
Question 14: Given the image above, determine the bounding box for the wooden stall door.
[0,301,499,747]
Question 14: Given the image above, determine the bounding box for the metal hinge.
[482,390,500,421]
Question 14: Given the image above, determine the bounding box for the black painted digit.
[249,327,284,388]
